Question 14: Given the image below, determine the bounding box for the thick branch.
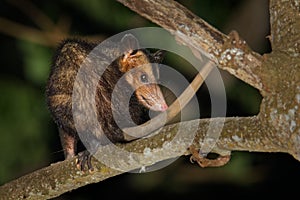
[0,116,289,199]
[1,0,299,199]
[117,0,265,93]
[269,0,300,52]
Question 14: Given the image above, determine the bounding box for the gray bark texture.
[0,0,299,199]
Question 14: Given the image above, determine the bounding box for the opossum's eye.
[140,74,148,83]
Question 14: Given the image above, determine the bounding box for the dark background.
[0,0,299,199]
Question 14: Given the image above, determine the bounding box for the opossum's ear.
[152,50,166,63]
[120,34,140,53]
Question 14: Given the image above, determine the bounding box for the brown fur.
[46,36,167,159]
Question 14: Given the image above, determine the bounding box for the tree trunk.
[0,0,299,199]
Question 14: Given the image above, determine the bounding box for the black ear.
[120,34,140,53]
[152,50,166,63]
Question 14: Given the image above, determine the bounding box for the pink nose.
[160,103,168,111]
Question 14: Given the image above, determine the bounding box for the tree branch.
[116,0,300,161]
[1,0,299,199]
[269,0,300,52]
[117,0,265,94]
[0,0,105,46]
[1,116,288,199]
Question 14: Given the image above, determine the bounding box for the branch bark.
[1,0,299,199]
[0,117,286,199]
[117,0,264,93]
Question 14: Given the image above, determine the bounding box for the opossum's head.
[118,34,168,112]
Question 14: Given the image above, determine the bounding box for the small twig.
[0,0,104,46]
[0,17,56,46]
[7,0,57,31]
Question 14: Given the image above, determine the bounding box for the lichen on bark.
[0,0,299,199]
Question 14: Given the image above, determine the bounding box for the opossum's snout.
[135,84,168,112]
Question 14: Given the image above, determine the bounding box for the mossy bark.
[0,0,299,199]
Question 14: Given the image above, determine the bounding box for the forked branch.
[1,0,299,199]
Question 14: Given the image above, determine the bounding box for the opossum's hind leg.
[60,128,93,171]
[59,128,77,159]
